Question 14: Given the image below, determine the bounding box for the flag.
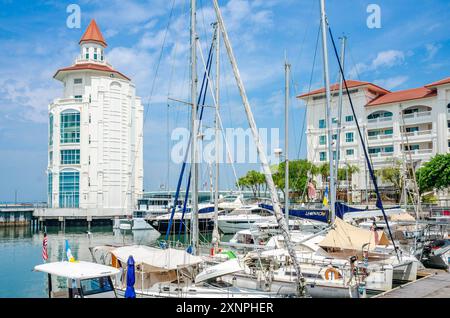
[307,181,316,200]
[42,233,48,261]
[65,240,75,262]
[323,186,329,207]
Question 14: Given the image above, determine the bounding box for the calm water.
[0,226,162,298]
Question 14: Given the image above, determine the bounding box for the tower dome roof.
[79,19,107,47]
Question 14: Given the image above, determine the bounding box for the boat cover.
[319,217,390,252]
[110,245,203,272]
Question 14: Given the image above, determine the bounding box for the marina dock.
[374,269,450,298]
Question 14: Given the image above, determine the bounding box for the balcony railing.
[402,111,431,120]
[367,117,392,125]
[370,152,394,158]
[404,148,433,156]
[368,134,393,141]
[403,130,432,138]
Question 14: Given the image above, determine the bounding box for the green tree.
[237,170,265,197]
[269,159,318,201]
[416,154,450,193]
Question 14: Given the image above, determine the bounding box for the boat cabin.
[34,261,120,298]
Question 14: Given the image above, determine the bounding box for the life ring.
[324,267,342,280]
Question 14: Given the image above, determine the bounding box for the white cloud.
[374,76,409,90]
[424,43,442,61]
[348,50,405,79]
[371,50,405,69]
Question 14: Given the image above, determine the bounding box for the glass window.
[332,117,337,124]
[319,119,326,129]
[49,151,53,165]
[384,146,394,153]
[49,114,53,146]
[60,111,80,144]
[345,132,354,143]
[80,277,113,296]
[404,108,419,114]
[369,147,381,154]
[320,152,326,161]
[61,149,80,165]
[368,130,379,136]
[384,128,393,135]
[59,170,79,208]
[332,134,337,140]
[345,115,354,122]
[319,135,326,145]
[332,151,340,160]
[447,103,450,109]
[346,149,354,156]
[406,126,419,133]
[74,95,82,100]
[74,78,82,84]
[48,172,52,208]
[405,144,420,151]
[94,48,97,60]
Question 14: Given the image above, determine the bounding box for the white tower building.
[47,20,143,217]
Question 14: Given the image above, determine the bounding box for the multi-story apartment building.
[298,77,450,199]
[46,20,143,216]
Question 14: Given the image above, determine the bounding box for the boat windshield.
[80,276,114,296]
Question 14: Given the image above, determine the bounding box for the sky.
[0,0,449,202]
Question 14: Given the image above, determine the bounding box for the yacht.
[217,205,274,234]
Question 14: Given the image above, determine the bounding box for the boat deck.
[374,269,450,298]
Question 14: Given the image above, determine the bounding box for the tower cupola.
[78,19,107,63]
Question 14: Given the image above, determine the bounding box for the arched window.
[85,47,89,59]
[110,81,121,90]
[403,105,431,115]
[60,110,80,144]
[367,110,393,120]
[59,169,79,208]
[48,171,53,208]
[49,113,53,146]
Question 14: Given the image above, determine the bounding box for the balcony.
[404,148,433,157]
[402,110,432,123]
[368,134,393,142]
[370,152,394,160]
[403,129,432,139]
[367,116,392,127]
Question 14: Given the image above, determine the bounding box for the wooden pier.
[374,269,450,298]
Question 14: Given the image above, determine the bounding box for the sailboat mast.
[212,0,305,296]
[190,0,199,255]
[320,0,336,223]
[334,36,346,187]
[284,55,290,223]
[212,21,220,247]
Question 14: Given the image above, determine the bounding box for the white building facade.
[47,20,143,216]
[299,78,450,197]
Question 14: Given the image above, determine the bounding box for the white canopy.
[319,217,390,252]
[195,258,243,284]
[34,261,120,280]
[110,245,203,271]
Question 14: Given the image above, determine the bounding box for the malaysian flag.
[42,233,48,261]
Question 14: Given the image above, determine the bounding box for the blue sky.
[0,0,449,202]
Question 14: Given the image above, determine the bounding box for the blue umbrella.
[124,255,136,298]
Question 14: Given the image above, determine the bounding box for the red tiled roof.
[425,77,450,88]
[297,80,390,99]
[366,87,436,106]
[54,63,130,81]
[79,19,107,47]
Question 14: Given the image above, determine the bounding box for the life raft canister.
[324,267,342,280]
